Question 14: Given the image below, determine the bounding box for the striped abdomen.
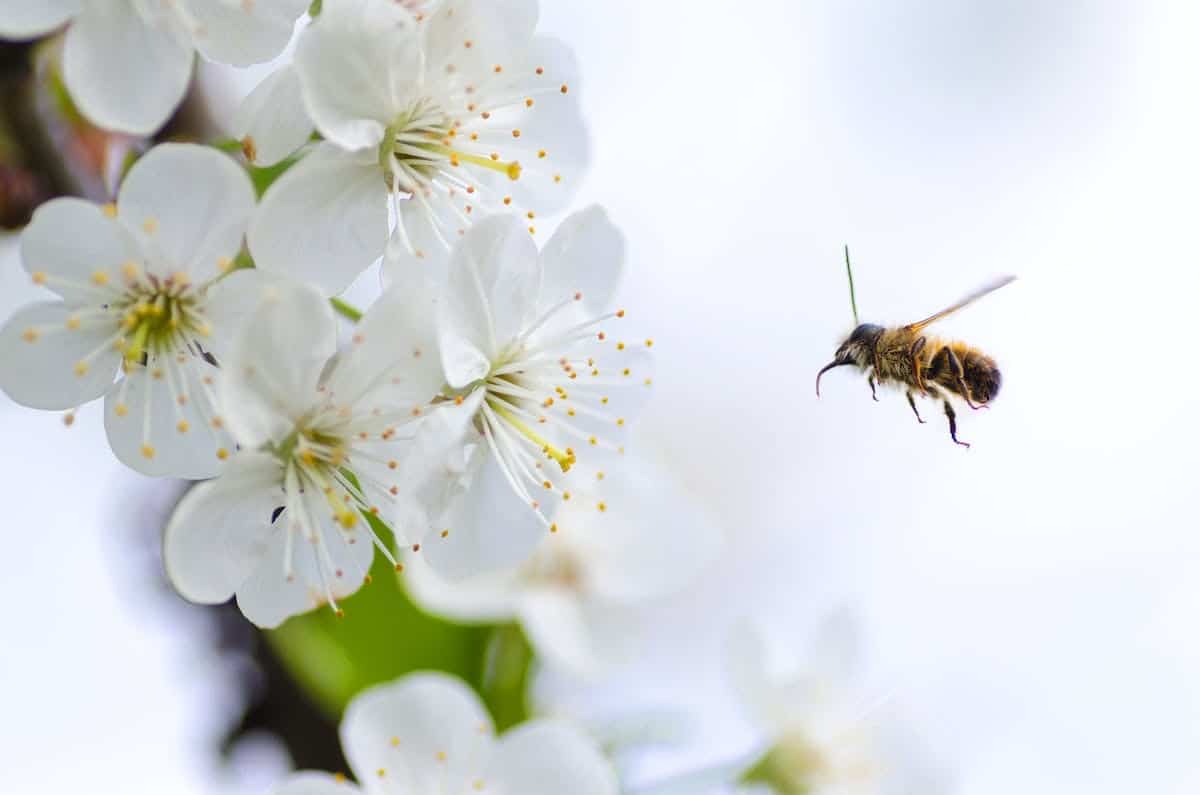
[928,342,1002,404]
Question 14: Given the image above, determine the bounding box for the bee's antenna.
[844,244,860,325]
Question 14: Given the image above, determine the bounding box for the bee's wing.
[904,275,1017,332]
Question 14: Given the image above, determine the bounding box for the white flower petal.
[249,143,388,295]
[272,771,362,795]
[515,588,601,678]
[567,451,720,603]
[421,0,538,84]
[20,197,141,304]
[234,514,373,628]
[0,0,79,38]
[0,302,120,410]
[538,205,625,315]
[386,190,467,274]
[200,268,289,363]
[103,358,228,479]
[219,282,337,449]
[293,0,418,151]
[163,451,284,605]
[117,143,256,283]
[421,451,548,579]
[439,215,539,387]
[62,0,193,134]
[324,276,443,410]
[488,720,617,795]
[184,0,308,67]
[403,553,521,624]
[232,65,315,167]
[340,672,494,790]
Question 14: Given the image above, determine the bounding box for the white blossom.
[396,206,652,580]
[247,0,588,294]
[727,619,944,795]
[164,279,446,627]
[0,143,269,479]
[272,672,618,795]
[0,0,310,135]
[405,449,720,678]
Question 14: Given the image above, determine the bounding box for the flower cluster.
[0,1,943,794]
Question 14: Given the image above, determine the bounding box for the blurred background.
[4,0,1200,792]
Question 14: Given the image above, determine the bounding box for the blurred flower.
[727,618,943,795]
[405,448,720,678]
[247,0,588,293]
[398,207,653,580]
[0,143,268,478]
[0,0,310,135]
[272,671,618,795]
[164,280,446,627]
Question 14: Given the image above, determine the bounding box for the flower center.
[114,273,208,365]
[380,101,522,192]
[275,425,359,530]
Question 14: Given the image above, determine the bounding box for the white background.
[4,1,1200,792]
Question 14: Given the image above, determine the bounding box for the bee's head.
[816,323,883,397]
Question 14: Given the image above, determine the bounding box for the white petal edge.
[248,143,388,295]
[62,0,193,134]
[539,205,626,315]
[489,719,618,795]
[163,451,284,605]
[0,302,121,410]
[20,197,141,304]
[0,0,80,38]
[117,143,256,283]
[272,771,363,795]
[185,0,309,67]
[232,65,315,167]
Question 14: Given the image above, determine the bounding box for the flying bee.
[815,247,1015,448]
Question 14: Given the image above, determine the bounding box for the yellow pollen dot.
[528,226,536,235]
[73,361,89,377]
[31,271,47,285]
[217,448,229,460]
[589,436,598,445]
[536,66,545,75]
[623,368,631,376]
[644,378,653,385]
[114,403,129,417]
[503,196,513,205]
[339,512,358,530]
[563,491,572,500]
[482,111,491,119]
[601,397,609,404]
[437,750,448,762]
[334,773,347,783]
[142,217,158,234]
[560,84,570,94]
[122,261,139,280]
[617,418,625,426]
[473,780,486,791]
[493,65,503,73]
[336,608,346,618]
[101,203,117,218]
[617,342,626,350]
[241,135,258,162]
[91,270,110,286]
[525,98,534,108]
[554,174,563,183]
[550,523,558,533]
[21,328,37,343]
[176,420,190,434]
[141,444,156,459]
[542,480,552,489]
[441,529,450,538]
[470,132,479,141]
[377,768,387,778]
[211,417,224,429]
[543,397,554,407]
[391,736,401,748]
[506,161,522,180]
[537,149,547,159]
[597,471,606,480]
[512,129,522,138]
[597,502,607,512]
[388,460,398,470]
[464,39,473,48]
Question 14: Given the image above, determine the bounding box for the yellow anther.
[589,436,598,445]
[73,361,89,377]
[560,83,570,94]
[617,418,625,426]
[142,217,158,234]
[91,270,110,286]
[645,338,655,347]
[216,448,229,460]
[511,129,522,138]
[21,328,37,343]
[562,491,572,501]
[217,256,233,272]
[31,271,47,285]
[114,403,129,418]
[436,750,448,762]
[176,420,190,434]
[339,511,358,530]
[241,136,258,162]
[525,98,534,107]
[597,502,607,512]
[597,471,605,480]
[390,736,401,748]
[101,203,118,218]
[441,529,450,538]
[122,261,140,280]
[489,400,574,472]
[550,523,558,533]
[141,444,156,459]
[538,149,547,159]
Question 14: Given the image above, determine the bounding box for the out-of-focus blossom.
[164,280,445,627]
[397,207,652,580]
[405,449,720,677]
[726,619,944,795]
[0,0,310,135]
[248,0,588,294]
[271,671,618,795]
[0,143,264,478]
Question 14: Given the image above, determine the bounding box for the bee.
[815,247,1015,448]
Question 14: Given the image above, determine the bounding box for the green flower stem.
[479,624,535,732]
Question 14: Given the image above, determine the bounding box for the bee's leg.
[910,337,928,394]
[944,347,984,410]
[905,390,925,423]
[942,397,970,448]
[868,373,880,402]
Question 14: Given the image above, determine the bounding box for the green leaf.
[266,509,535,728]
[246,154,301,198]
